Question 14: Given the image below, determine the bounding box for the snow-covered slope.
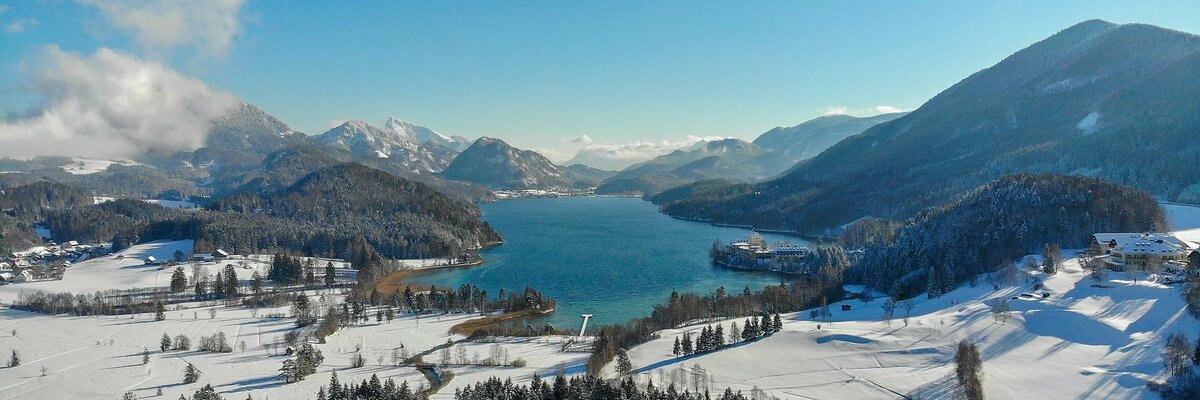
[313,120,454,173]
[753,113,906,160]
[59,158,141,175]
[441,137,572,189]
[617,259,1195,399]
[385,117,473,152]
[609,203,1200,399]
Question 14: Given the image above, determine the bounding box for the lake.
[407,196,810,331]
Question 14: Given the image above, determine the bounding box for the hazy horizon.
[2,1,1199,168]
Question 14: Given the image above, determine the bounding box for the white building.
[14,270,33,283]
[1090,232,1192,271]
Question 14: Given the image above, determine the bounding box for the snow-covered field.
[1,205,1198,399]
[59,158,138,175]
[617,260,1195,399]
[0,241,586,399]
[92,197,200,210]
[0,241,356,304]
[607,204,1200,399]
[145,199,200,210]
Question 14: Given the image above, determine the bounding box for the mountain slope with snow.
[385,116,473,152]
[313,120,455,174]
[596,139,796,195]
[441,137,572,189]
[660,20,1200,233]
[753,113,906,160]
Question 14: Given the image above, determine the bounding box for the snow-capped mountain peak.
[383,116,473,152]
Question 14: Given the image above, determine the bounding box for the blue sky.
[2,1,1199,164]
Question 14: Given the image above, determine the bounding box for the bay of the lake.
[407,196,810,330]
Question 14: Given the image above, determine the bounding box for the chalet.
[14,270,33,283]
[144,256,159,266]
[0,272,13,283]
[192,253,215,262]
[1090,232,1192,271]
[214,249,230,259]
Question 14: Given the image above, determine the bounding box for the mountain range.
[657,20,1200,234]
[752,113,906,160]
[440,137,615,189]
[595,139,796,195]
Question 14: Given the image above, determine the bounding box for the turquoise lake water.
[409,196,809,331]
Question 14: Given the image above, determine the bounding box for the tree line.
[586,276,843,375]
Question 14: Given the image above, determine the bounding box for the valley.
[2,5,1200,400]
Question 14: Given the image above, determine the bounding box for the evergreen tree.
[729,321,740,344]
[224,265,239,298]
[680,333,693,355]
[183,364,201,384]
[715,324,725,348]
[8,349,19,367]
[328,371,344,400]
[170,267,187,293]
[160,333,172,352]
[772,313,783,333]
[324,261,336,288]
[142,349,150,365]
[213,272,226,298]
[154,302,165,321]
[616,349,632,376]
[280,359,300,383]
[194,274,207,299]
[191,385,220,400]
[672,336,681,356]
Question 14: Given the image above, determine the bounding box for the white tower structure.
[579,314,593,339]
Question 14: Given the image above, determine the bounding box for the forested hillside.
[33,163,500,259]
[848,174,1165,299]
[660,20,1200,234]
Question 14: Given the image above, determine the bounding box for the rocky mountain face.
[385,117,473,152]
[596,139,796,195]
[660,20,1200,233]
[312,120,456,174]
[142,103,311,180]
[440,137,573,189]
[753,113,906,160]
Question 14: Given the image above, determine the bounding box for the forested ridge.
[657,21,1200,234]
[6,163,500,260]
[848,174,1165,299]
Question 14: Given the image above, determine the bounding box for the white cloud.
[0,5,37,34]
[823,105,909,117]
[566,134,593,145]
[564,135,729,170]
[530,147,571,163]
[4,18,36,33]
[0,47,240,159]
[823,106,849,116]
[80,0,246,59]
[873,105,908,114]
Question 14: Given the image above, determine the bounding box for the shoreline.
[376,258,488,295]
[665,214,828,241]
[710,257,805,276]
[449,308,558,336]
